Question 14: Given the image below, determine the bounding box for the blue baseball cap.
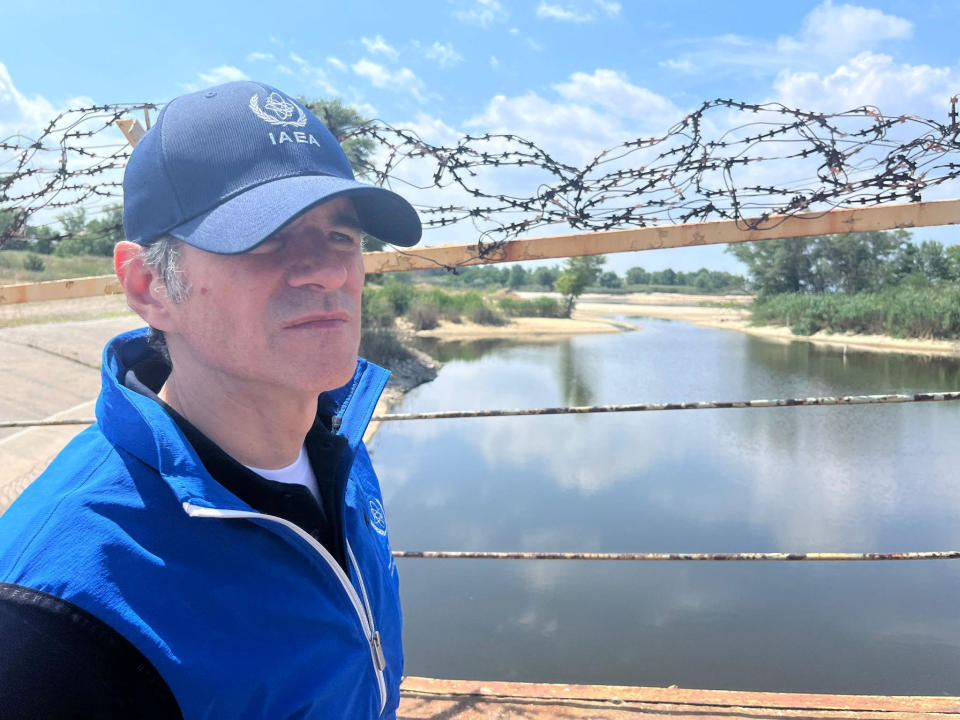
[122,81,421,252]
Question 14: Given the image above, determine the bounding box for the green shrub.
[497,296,564,318]
[361,288,396,329]
[408,299,440,330]
[23,254,45,272]
[380,280,415,315]
[468,303,507,326]
[359,327,414,366]
[753,286,960,340]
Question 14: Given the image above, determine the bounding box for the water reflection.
[556,338,595,407]
[371,318,960,694]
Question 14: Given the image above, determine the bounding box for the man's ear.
[114,241,178,331]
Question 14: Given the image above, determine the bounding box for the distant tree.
[555,255,605,316]
[917,240,951,282]
[507,264,528,289]
[692,268,712,290]
[55,205,122,257]
[650,268,677,286]
[729,231,910,296]
[727,238,813,296]
[598,271,622,289]
[533,265,559,289]
[946,245,960,280]
[299,97,376,178]
[57,208,87,236]
[26,224,56,254]
[809,231,905,293]
[625,266,650,285]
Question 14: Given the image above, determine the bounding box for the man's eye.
[330,232,359,247]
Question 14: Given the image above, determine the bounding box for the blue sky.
[2,0,959,273]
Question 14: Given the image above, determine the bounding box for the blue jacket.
[0,328,403,719]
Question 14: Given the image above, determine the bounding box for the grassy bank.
[358,283,565,367]
[363,283,565,331]
[0,251,114,284]
[752,286,960,339]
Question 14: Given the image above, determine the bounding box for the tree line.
[419,258,746,294]
[727,229,960,296]
[729,230,960,339]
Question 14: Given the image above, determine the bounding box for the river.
[367,316,960,696]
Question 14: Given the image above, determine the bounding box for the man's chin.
[291,357,360,395]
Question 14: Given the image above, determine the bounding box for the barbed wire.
[0,103,155,246]
[3,97,959,261]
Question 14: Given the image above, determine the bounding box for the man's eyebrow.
[276,211,364,238]
[328,212,364,233]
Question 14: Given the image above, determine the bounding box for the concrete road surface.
[0,315,144,514]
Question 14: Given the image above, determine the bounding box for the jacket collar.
[96,328,390,510]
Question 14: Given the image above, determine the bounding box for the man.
[0,81,421,718]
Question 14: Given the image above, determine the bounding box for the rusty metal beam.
[0,275,122,305]
[363,198,960,274]
[3,199,959,305]
[6,390,959,428]
[392,550,960,561]
[115,117,146,148]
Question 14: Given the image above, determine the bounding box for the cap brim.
[167,174,422,253]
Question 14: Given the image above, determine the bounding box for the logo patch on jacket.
[368,499,388,536]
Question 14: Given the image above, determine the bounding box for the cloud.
[424,41,463,68]
[246,51,274,63]
[0,62,57,140]
[197,65,249,85]
[658,58,695,73]
[536,2,593,23]
[773,51,960,115]
[352,59,426,102]
[327,57,347,72]
[553,69,678,120]
[776,1,912,60]
[464,70,682,168]
[361,35,399,60]
[452,0,507,27]
[490,56,499,69]
[0,64,112,226]
[507,28,545,52]
[594,0,620,17]
[288,52,337,95]
[660,1,914,79]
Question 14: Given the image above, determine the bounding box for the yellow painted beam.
[362,198,960,274]
[3,199,959,305]
[0,275,121,305]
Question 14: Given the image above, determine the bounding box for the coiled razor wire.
[3,97,960,263]
[4,390,959,429]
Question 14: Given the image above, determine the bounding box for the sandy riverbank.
[572,292,960,358]
[413,313,630,340]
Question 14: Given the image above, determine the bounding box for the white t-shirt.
[244,446,321,503]
[125,368,321,502]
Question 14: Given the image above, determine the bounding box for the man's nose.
[285,246,350,290]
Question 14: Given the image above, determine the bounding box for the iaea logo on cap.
[249,91,307,127]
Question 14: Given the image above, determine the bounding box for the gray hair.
[135,235,189,360]
[140,235,189,303]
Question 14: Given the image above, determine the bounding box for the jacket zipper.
[181,502,388,716]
